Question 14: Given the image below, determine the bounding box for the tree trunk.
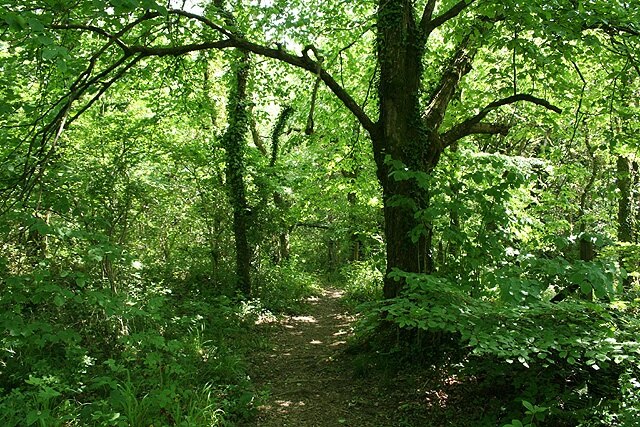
[375,0,442,298]
[617,155,636,289]
[223,53,252,298]
[617,155,634,243]
[634,161,639,244]
[578,122,597,262]
[268,106,294,264]
[272,191,290,263]
[347,191,362,262]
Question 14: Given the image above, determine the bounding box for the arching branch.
[230,39,377,135]
[420,0,476,38]
[2,7,378,210]
[441,94,562,145]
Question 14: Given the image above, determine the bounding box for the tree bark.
[376,1,425,298]
[617,155,634,243]
[223,53,252,297]
[375,0,465,298]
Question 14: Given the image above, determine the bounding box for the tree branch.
[48,11,160,52]
[442,94,562,145]
[421,0,476,36]
[423,35,475,131]
[419,0,437,32]
[227,39,376,135]
[127,40,235,56]
[3,8,378,209]
[169,8,234,38]
[53,10,377,141]
[48,23,128,50]
[167,9,377,135]
[584,21,640,37]
[249,111,268,156]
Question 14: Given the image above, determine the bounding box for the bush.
[252,261,321,313]
[0,267,256,426]
[364,270,640,426]
[340,260,384,307]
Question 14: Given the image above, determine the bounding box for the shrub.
[340,260,384,307]
[365,270,640,425]
[252,261,321,313]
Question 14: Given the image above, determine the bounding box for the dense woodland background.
[1,0,639,425]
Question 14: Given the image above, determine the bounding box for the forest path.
[243,287,406,427]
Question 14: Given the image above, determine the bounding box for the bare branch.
[48,23,129,50]
[419,0,437,32]
[423,35,475,131]
[442,94,562,145]
[421,0,475,36]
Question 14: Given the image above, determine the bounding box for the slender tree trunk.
[634,161,639,244]
[617,155,635,289]
[272,191,290,262]
[347,191,362,262]
[617,155,634,243]
[578,123,597,262]
[223,53,252,297]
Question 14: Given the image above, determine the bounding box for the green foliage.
[366,270,640,424]
[1,0,640,425]
[611,243,640,286]
[253,261,322,313]
[503,400,548,427]
[339,260,384,307]
[0,263,256,426]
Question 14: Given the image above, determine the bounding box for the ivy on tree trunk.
[222,52,252,298]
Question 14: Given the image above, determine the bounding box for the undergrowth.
[0,221,327,427]
[337,260,384,308]
[351,269,640,427]
[0,266,261,426]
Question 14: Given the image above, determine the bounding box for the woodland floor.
[240,287,482,427]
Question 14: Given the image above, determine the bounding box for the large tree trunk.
[375,0,444,298]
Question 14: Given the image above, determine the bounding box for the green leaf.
[26,410,41,426]
[53,294,65,307]
[75,275,87,288]
[42,47,59,60]
[56,57,68,72]
[27,17,45,32]
[579,281,591,296]
[4,13,28,30]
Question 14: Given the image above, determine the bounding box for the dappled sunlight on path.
[242,287,395,427]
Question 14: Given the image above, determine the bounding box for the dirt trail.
[243,287,402,427]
